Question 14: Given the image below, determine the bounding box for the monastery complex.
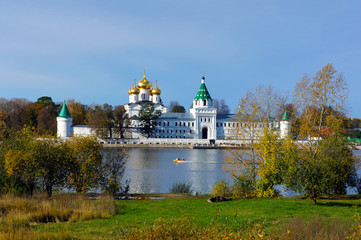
[57,73,291,143]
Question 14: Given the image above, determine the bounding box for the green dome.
[194,76,212,101]
[281,111,289,121]
[58,101,71,118]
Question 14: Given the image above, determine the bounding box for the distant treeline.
[0,96,128,138]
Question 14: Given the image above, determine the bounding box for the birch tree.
[223,85,287,194]
[283,64,356,204]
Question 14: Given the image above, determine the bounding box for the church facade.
[57,73,291,140]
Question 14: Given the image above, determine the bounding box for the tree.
[35,96,55,107]
[113,105,129,138]
[223,84,287,195]
[37,104,57,135]
[293,64,348,140]
[168,101,180,112]
[0,110,9,139]
[87,104,114,139]
[3,127,38,195]
[0,98,31,130]
[100,148,128,194]
[257,128,287,197]
[31,137,70,198]
[138,103,161,138]
[282,132,356,204]
[213,99,230,114]
[283,64,357,204]
[351,118,360,129]
[102,104,114,138]
[171,105,186,113]
[66,135,103,193]
[67,99,87,125]
[24,103,39,129]
[2,128,71,198]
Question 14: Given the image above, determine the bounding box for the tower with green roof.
[190,75,217,140]
[193,75,213,107]
[280,111,291,138]
[57,101,73,138]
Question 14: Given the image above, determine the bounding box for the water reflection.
[121,148,361,195]
[123,148,231,194]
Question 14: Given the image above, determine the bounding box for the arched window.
[204,100,207,105]
[175,122,178,126]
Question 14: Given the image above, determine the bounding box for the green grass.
[34,196,361,239]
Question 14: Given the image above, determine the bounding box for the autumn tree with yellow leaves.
[258,64,357,204]
[222,64,357,203]
[1,128,128,196]
[223,85,287,197]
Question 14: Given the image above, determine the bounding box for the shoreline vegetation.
[1,193,361,239]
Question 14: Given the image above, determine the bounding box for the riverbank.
[102,143,230,149]
[10,193,360,239]
[102,140,361,150]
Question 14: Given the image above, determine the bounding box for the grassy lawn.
[36,196,361,239]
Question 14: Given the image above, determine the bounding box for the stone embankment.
[100,138,361,150]
[100,138,243,149]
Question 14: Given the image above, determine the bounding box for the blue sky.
[1,1,361,117]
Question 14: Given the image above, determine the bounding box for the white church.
[57,73,291,140]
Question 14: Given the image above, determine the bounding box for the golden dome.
[128,86,140,95]
[150,86,161,95]
[137,75,152,89]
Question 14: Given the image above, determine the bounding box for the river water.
[121,148,361,195]
[123,148,231,194]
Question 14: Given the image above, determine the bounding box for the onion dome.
[137,74,152,89]
[150,86,161,95]
[128,85,140,95]
[150,81,161,95]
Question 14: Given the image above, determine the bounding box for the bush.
[170,182,193,194]
[232,175,255,199]
[211,180,232,197]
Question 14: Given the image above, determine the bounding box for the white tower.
[280,111,291,138]
[57,101,73,138]
[190,75,217,139]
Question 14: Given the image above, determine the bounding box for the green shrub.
[211,180,232,197]
[232,175,255,199]
[169,182,193,194]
